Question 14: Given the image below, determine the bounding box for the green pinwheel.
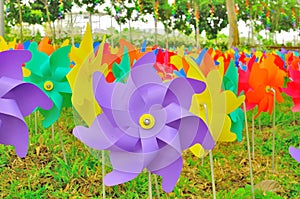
[223,60,245,142]
[24,42,72,128]
[112,46,131,82]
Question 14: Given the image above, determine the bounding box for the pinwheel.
[23,42,72,128]
[15,40,31,50]
[38,37,55,56]
[0,36,16,51]
[190,48,215,77]
[289,146,300,163]
[73,52,215,193]
[0,50,52,157]
[67,29,108,126]
[286,51,300,71]
[213,49,232,71]
[112,47,130,82]
[223,60,245,142]
[154,49,178,81]
[107,41,155,82]
[246,54,286,173]
[283,68,300,112]
[117,39,147,65]
[102,42,121,83]
[171,52,243,199]
[246,54,286,117]
[111,39,152,82]
[37,37,69,56]
[180,52,243,158]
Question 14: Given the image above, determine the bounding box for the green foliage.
[217,184,283,198]
[74,0,104,14]
[6,0,73,26]
[236,0,299,33]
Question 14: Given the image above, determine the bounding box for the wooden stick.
[17,0,23,42]
[252,110,255,160]
[202,103,216,199]
[209,150,216,199]
[154,175,160,199]
[34,111,38,134]
[102,150,106,199]
[258,115,262,133]
[293,112,296,126]
[243,102,255,199]
[58,127,68,165]
[51,124,55,141]
[270,88,276,173]
[148,172,152,199]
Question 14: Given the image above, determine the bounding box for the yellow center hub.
[265,85,271,93]
[139,114,155,129]
[44,81,54,91]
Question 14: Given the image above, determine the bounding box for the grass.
[0,94,299,198]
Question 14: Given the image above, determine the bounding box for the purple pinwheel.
[289,146,300,163]
[73,52,215,192]
[0,50,53,157]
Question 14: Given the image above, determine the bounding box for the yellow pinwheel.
[67,24,108,126]
[0,36,16,51]
[172,53,244,158]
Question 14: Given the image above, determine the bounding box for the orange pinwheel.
[246,54,286,117]
[38,37,55,55]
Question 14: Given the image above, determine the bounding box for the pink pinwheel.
[238,55,256,110]
[73,52,214,192]
[289,146,300,163]
[283,68,300,112]
[0,50,53,157]
[154,49,178,81]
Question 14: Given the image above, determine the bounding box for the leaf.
[255,180,282,195]
[36,146,40,156]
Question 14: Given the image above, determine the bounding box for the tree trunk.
[89,12,92,32]
[17,0,23,42]
[0,0,4,37]
[226,0,239,48]
[128,19,132,42]
[110,8,114,47]
[70,10,74,45]
[173,29,176,47]
[44,0,54,41]
[154,18,158,45]
[119,23,121,40]
[165,26,168,49]
[52,21,56,41]
[194,1,199,48]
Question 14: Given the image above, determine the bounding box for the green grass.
[0,94,299,198]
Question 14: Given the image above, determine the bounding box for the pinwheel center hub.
[265,85,272,93]
[139,114,155,130]
[44,81,54,91]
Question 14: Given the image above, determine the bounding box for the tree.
[235,0,299,45]
[105,0,136,42]
[172,0,228,43]
[0,0,4,37]
[74,0,104,31]
[226,0,239,47]
[6,0,72,41]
